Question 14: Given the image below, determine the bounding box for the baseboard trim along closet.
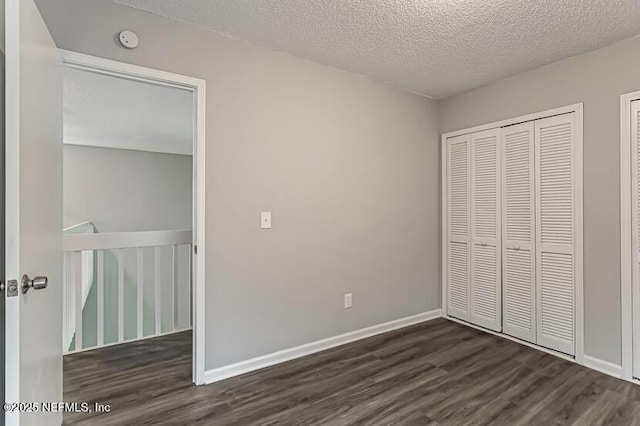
[583,355,623,379]
[203,309,442,384]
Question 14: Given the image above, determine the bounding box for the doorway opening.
[59,51,206,410]
[621,90,640,383]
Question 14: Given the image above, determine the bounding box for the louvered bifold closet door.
[535,113,576,355]
[501,122,537,343]
[470,129,501,331]
[447,134,471,321]
[631,100,640,379]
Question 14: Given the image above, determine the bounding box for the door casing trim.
[620,90,640,381]
[60,49,208,385]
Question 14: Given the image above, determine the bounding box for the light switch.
[344,293,353,309]
[261,211,272,229]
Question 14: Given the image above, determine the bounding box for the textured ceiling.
[64,66,193,155]
[109,0,640,99]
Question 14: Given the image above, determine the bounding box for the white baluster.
[189,245,193,328]
[155,247,162,335]
[172,245,178,332]
[63,252,72,352]
[97,250,104,346]
[137,248,144,339]
[118,249,124,342]
[75,251,83,351]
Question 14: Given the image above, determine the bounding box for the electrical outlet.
[344,293,353,309]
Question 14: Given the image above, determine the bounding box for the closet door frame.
[620,91,640,382]
[441,103,584,364]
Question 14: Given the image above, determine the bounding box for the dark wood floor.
[63,318,640,425]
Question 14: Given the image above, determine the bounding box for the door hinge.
[194,245,198,255]
[6,280,19,297]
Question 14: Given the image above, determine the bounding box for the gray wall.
[440,35,640,365]
[63,145,192,232]
[38,0,442,369]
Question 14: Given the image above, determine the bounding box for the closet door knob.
[514,243,521,250]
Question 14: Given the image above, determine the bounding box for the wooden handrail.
[63,221,96,233]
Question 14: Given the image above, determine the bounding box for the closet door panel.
[470,129,501,331]
[447,134,471,321]
[535,114,576,355]
[632,100,640,378]
[502,122,537,343]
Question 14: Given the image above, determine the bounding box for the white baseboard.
[204,309,442,384]
[583,355,622,379]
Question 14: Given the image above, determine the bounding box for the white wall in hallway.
[63,144,192,233]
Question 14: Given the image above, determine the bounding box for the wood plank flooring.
[63,318,640,425]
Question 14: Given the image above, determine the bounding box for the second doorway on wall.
[623,93,640,382]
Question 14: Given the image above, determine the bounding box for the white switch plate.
[344,293,353,309]
[261,211,272,229]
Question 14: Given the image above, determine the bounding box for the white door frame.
[620,90,640,382]
[441,103,584,364]
[59,50,207,385]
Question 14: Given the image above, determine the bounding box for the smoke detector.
[118,30,139,49]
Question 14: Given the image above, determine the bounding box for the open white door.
[5,0,62,425]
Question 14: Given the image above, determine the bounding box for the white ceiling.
[63,66,194,155]
[109,0,640,99]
